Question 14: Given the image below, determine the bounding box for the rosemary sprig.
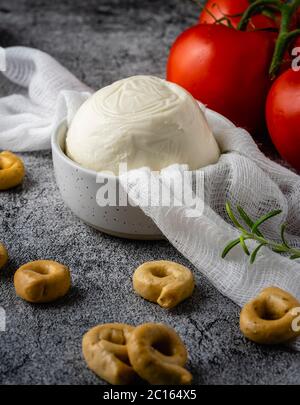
[222,202,300,263]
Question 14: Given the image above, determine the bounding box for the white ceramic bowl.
[51,109,233,240]
[51,121,163,239]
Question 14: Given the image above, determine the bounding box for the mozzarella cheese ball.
[66,75,220,174]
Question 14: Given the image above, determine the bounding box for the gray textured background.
[0,0,300,385]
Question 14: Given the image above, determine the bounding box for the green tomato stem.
[238,0,300,78]
[237,0,281,31]
[269,0,300,77]
[286,28,300,41]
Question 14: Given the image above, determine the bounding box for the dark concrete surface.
[0,0,300,385]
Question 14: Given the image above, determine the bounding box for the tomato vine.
[238,0,300,77]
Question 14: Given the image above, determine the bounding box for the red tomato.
[167,24,275,134]
[199,0,280,31]
[266,69,300,171]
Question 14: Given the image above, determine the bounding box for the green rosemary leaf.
[272,245,288,253]
[226,202,245,231]
[251,209,282,234]
[222,203,300,264]
[250,243,267,264]
[240,235,250,256]
[237,205,264,237]
[280,223,290,249]
[221,238,241,259]
[237,205,254,228]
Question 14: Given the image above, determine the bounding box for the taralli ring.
[133,260,195,309]
[14,260,71,303]
[0,243,8,269]
[127,323,192,385]
[240,286,300,344]
[82,323,137,385]
[0,151,25,190]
